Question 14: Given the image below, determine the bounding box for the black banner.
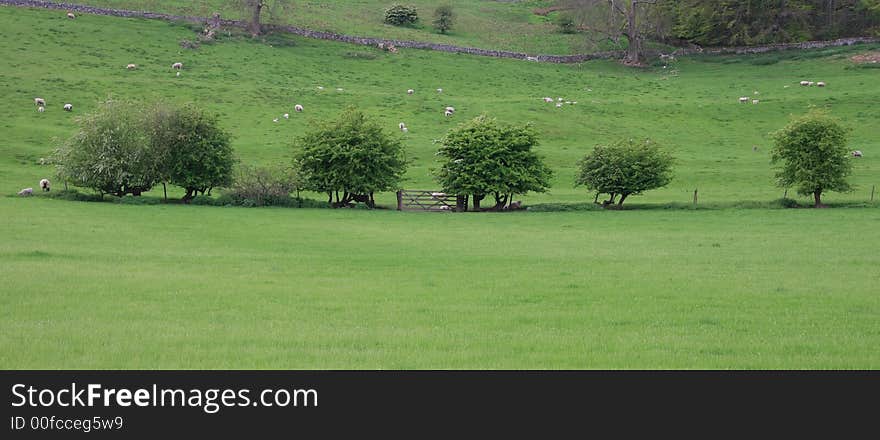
[2,371,876,436]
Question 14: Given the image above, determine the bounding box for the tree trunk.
[624,0,642,65]
[182,188,196,203]
[814,189,824,208]
[249,1,263,36]
[618,193,629,207]
[473,194,483,212]
[163,183,167,201]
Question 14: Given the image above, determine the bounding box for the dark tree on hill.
[233,0,294,36]
[293,107,407,208]
[575,138,674,208]
[433,5,455,34]
[434,115,553,211]
[771,110,853,208]
[563,0,664,65]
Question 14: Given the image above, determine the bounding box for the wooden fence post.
[872,185,875,202]
[693,189,698,206]
[396,190,403,211]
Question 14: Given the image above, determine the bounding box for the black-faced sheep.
[40,179,50,191]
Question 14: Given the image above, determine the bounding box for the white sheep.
[63,103,72,111]
[739,97,749,103]
[18,188,33,197]
[752,99,760,104]
[852,150,863,157]
[556,103,563,108]
[37,106,45,113]
[126,63,137,70]
[336,88,344,92]
[171,62,183,70]
[67,12,75,19]
[40,179,51,192]
[176,72,181,77]
[543,97,554,103]
[817,82,826,87]
[317,86,324,90]
[273,118,279,123]
[444,110,453,117]
[437,88,443,93]
[800,81,810,86]
[407,89,414,95]
[283,113,289,119]
[445,106,455,113]
[557,97,563,102]
[295,104,303,113]
[402,127,408,133]
[34,97,45,106]
[399,122,406,130]
[808,81,815,86]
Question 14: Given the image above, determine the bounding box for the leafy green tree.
[54,99,160,197]
[771,110,853,207]
[435,115,553,211]
[148,103,235,202]
[433,5,455,34]
[293,107,407,208]
[575,138,674,208]
[384,4,419,26]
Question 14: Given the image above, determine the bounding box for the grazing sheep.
[273,118,279,123]
[407,89,414,95]
[817,82,826,87]
[739,97,749,103]
[126,63,137,70]
[752,99,760,104]
[556,103,563,108]
[543,97,554,103]
[67,12,75,19]
[808,81,815,86]
[557,97,563,102]
[295,104,303,113]
[754,91,760,95]
[402,127,408,133]
[63,103,72,111]
[40,179,50,192]
[171,62,183,70]
[336,88,344,92]
[852,150,863,157]
[34,98,45,106]
[437,88,443,93]
[445,106,455,113]
[317,86,324,90]
[37,106,45,113]
[18,188,33,197]
[800,81,810,86]
[283,113,289,119]
[176,72,181,77]
[399,122,406,130]
[444,110,453,117]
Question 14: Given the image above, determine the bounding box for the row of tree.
[560,0,880,63]
[54,103,853,209]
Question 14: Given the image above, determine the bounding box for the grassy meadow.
[0,6,878,369]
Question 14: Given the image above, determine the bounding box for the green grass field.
[1,6,878,369]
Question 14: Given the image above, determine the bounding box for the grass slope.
[0,7,878,369]
[60,0,594,55]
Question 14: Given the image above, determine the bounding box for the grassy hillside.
[1,7,878,369]
[2,6,878,205]
[59,0,595,55]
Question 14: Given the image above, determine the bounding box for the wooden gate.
[396,190,464,212]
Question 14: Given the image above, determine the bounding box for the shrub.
[384,4,419,26]
[433,5,454,34]
[224,164,306,207]
[556,13,578,34]
[575,139,674,208]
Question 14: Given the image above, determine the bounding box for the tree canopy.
[434,115,553,211]
[575,138,674,207]
[293,107,407,208]
[771,110,853,207]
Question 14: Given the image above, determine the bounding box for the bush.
[224,164,306,207]
[53,99,161,197]
[433,5,454,34]
[555,13,578,34]
[575,139,674,208]
[384,4,419,26]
